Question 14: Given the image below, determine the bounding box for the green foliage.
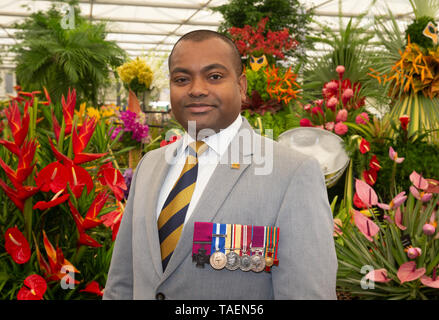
[11,2,126,106]
[241,106,300,140]
[245,68,270,101]
[405,16,436,48]
[212,0,314,61]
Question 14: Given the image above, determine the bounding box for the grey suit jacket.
[103,117,338,300]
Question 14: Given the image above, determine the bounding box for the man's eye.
[174,77,188,84]
[209,74,222,80]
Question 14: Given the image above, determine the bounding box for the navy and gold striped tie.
[158,141,208,271]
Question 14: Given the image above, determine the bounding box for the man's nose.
[188,76,208,97]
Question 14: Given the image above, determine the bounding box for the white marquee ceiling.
[0,0,416,69]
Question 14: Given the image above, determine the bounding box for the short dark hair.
[168,30,243,76]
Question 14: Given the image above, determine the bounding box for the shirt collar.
[180,114,242,157]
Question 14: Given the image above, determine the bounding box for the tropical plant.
[335,174,439,300]
[212,0,313,62]
[0,88,130,300]
[11,1,126,106]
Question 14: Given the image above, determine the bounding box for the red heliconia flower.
[359,138,370,154]
[102,202,124,241]
[35,231,80,284]
[61,88,76,136]
[72,117,107,164]
[80,281,104,296]
[2,101,30,148]
[98,162,127,201]
[17,274,47,300]
[5,227,31,264]
[0,178,39,212]
[41,86,52,106]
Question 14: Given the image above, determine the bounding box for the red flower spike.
[43,87,52,106]
[0,178,39,212]
[5,227,31,264]
[78,232,102,248]
[4,101,30,147]
[17,274,47,300]
[98,162,127,201]
[61,88,77,136]
[0,139,21,156]
[102,202,124,241]
[68,200,103,247]
[399,115,410,131]
[72,116,108,164]
[48,139,73,165]
[80,281,104,296]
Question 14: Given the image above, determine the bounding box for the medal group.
[192,222,279,273]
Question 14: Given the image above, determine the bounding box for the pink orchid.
[397,261,425,284]
[353,209,379,241]
[365,268,391,283]
[389,147,404,163]
[377,191,407,210]
[355,179,378,207]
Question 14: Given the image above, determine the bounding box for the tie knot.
[188,141,208,157]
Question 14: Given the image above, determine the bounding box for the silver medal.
[225,251,241,271]
[239,254,252,272]
[250,254,266,272]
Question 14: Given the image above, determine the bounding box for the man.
[103,30,337,300]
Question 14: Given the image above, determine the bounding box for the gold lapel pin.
[230,163,240,169]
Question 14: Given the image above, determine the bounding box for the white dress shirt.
[156,114,242,224]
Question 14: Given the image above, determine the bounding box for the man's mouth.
[185,103,216,113]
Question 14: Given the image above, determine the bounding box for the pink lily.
[389,147,404,163]
[377,191,407,210]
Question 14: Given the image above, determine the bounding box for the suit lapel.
[144,138,183,277]
[161,118,255,279]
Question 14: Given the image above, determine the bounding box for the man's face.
[169,38,247,136]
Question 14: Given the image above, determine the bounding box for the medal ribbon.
[252,226,264,253]
[192,222,213,256]
[225,224,233,254]
[241,225,252,255]
[211,223,227,254]
[234,224,242,255]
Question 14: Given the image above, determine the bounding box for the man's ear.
[238,72,248,102]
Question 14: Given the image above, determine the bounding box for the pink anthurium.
[355,179,378,207]
[389,147,404,163]
[410,186,433,202]
[353,209,379,241]
[377,191,407,210]
[410,171,429,190]
[421,268,439,288]
[397,261,425,284]
[395,207,407,230]
[365,268,391,283]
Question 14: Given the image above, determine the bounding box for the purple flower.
[110,110,149,143]
[123,168,134,199]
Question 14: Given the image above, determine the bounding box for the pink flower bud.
[334,122,348,135]
[407,247,422,259]
[423,223,436,236]
[299,118,313,127]
[311,106,324,116]
[314,99,324,108]
[355,112,369,125]
[326,97,338,111]
[325,122,335,131]
[336,109,348,122]
[303,104,311,112]
[336,65,345,75]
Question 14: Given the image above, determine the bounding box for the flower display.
[117,57,153,94]
[110,110,150,145]
[229,17,298,60]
